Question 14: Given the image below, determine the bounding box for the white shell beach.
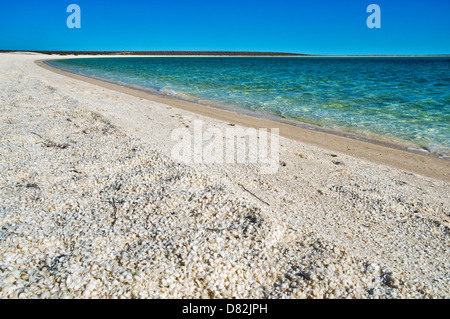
[0,53,449,298]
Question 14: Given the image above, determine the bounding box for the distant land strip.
[0,50,310,56]
[1,50,449,57]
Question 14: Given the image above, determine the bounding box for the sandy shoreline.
[1,53,449,298]
[37,57,450,182]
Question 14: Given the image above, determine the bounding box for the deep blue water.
[47,57,450,156]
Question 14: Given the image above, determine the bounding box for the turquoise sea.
[47,57,450,157]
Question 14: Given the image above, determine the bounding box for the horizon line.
[1,50,450,57]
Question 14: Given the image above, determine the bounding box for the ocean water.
[47,57,450,157]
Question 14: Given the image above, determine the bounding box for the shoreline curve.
[36,57,450,182]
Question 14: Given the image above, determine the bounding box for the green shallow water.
[47,57,450,157]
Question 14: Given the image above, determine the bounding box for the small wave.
[158,87,191,100]
[406,146,430,153]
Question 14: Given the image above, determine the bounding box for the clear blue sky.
[1,0,449,55]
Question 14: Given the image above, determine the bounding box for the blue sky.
[0,0,449,55]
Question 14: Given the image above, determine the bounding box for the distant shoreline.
[2,50,309,57]
[1,50,449,57]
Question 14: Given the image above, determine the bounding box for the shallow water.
[47,57,450,156]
